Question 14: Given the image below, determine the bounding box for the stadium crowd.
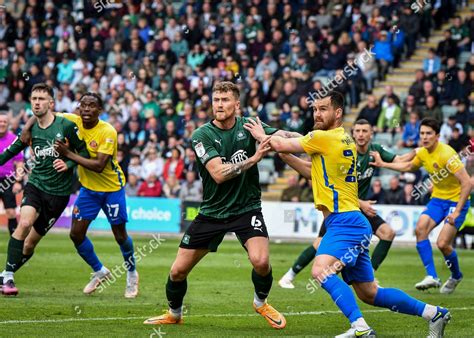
[0,0,473,203]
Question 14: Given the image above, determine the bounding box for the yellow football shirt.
[299,127,359,213]
[412,142,463,201]
[59,113,125,192]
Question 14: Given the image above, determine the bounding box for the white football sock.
[351,317,370,331]
[253,292,266,308]
[286,268,296,280]
[422,304,438,321]
[170,307,182,317]
[3,271,14,282]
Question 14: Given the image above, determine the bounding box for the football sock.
[6,237,24,272]
[12,253,34,272]
[371,239,392,270]
[292,245,316,274]
[416,239,438,278]
[352,317,371,331]
[444,250,462,279]
[76,237,103,272]
[374,287,426,317]
[166,275,187,312]
[421,304,438,321]
[320,274,362,323]
[119,236,136,272]
[7,218,17,236]
[252,268,273,303]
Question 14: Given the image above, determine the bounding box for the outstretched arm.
[279,153,311,179]
[55,140,110,173]
[369,151,417,172]
[244,118,305,153]
[0,137,27,166]
[393,148,417,163]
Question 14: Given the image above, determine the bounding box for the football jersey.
[0,116,88,196]
[192,117,277,219]
[299,127,359,213]
[59,113,125,192]
[412,142,463,202]
[357,143,396,199]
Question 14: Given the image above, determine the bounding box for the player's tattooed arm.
[273,130,304,138]
[205,136,272,184]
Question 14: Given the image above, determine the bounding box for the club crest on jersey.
[89,140,98,148]
[73,206,80,215]
[433,163,439,169]
[182,234,191,245]
[194,142,206,158]
[237,131,246,141]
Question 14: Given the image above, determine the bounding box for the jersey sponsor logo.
[251,215,263,232]
[358,167,374,181]
[214,139,222,147]
[89,140,98,148]
[34,143,60,158]
[195,142,206,158]
[236,131,246,141]
[222,150,248,164]
[106,138,114,144]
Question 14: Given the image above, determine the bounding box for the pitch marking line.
[0,307,473,325]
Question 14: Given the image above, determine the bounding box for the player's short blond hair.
[212,81,240,100]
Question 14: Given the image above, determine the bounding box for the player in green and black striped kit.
[278,119,417,289]
[0,83,88,296]
[145,82,302,329]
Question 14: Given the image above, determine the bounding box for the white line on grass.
[1,306,473,325]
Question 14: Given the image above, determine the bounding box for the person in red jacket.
[137,173,162,197]
[163,148,184,181]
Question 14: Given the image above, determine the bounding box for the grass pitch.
[0,232,473,337]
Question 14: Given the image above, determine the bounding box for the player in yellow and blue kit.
[245,92,451,337]
[370,117,471,295]
[53,93,139,298]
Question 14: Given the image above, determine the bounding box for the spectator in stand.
[183,147,199,177]
[356,95,380,127]
[449,127,470,152]
[141,147,164,181]
[436,29,459,64]
[373,30,393,81]
[421,96,443,122]
[163,148,184,181]
[408,69,426,100]
[281,175,301,202]
[401,95,418,124]
[423,48,442,79]
[125,173,141,197]
[137,173,162,197]
[162,175,181,199]
[398,112,421,148]
[403,183,424,206]
[284,106,305,134]
[399,5,420,59]
[440,115,464,143]
[450,15,471,52]
[376,95,401,133]
[379,85,400,109]
[179,171,203,202]
[434,70,457,106]
[127,155,143,178]
[367,179,386,204]
[355,40,378,93]
[384,176,405,205]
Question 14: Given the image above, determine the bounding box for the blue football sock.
[320,274,363,323]
[374,287,426,317]
[416,239,438,278]
[119,236,136,272]
[76,237,103,272]
[444,250,462,279]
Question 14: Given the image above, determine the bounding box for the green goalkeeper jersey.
[0,115,89,196]
[192,117,277,219]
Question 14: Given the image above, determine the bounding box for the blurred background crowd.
[0,0,473,203]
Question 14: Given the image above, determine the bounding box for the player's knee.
[436,238,451,253]
[311,265,329,283]
[415,225,428,239]
[69,231,85,246]
[169,265,189,281]
[250,255,270,274]
[379,226,396,241]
